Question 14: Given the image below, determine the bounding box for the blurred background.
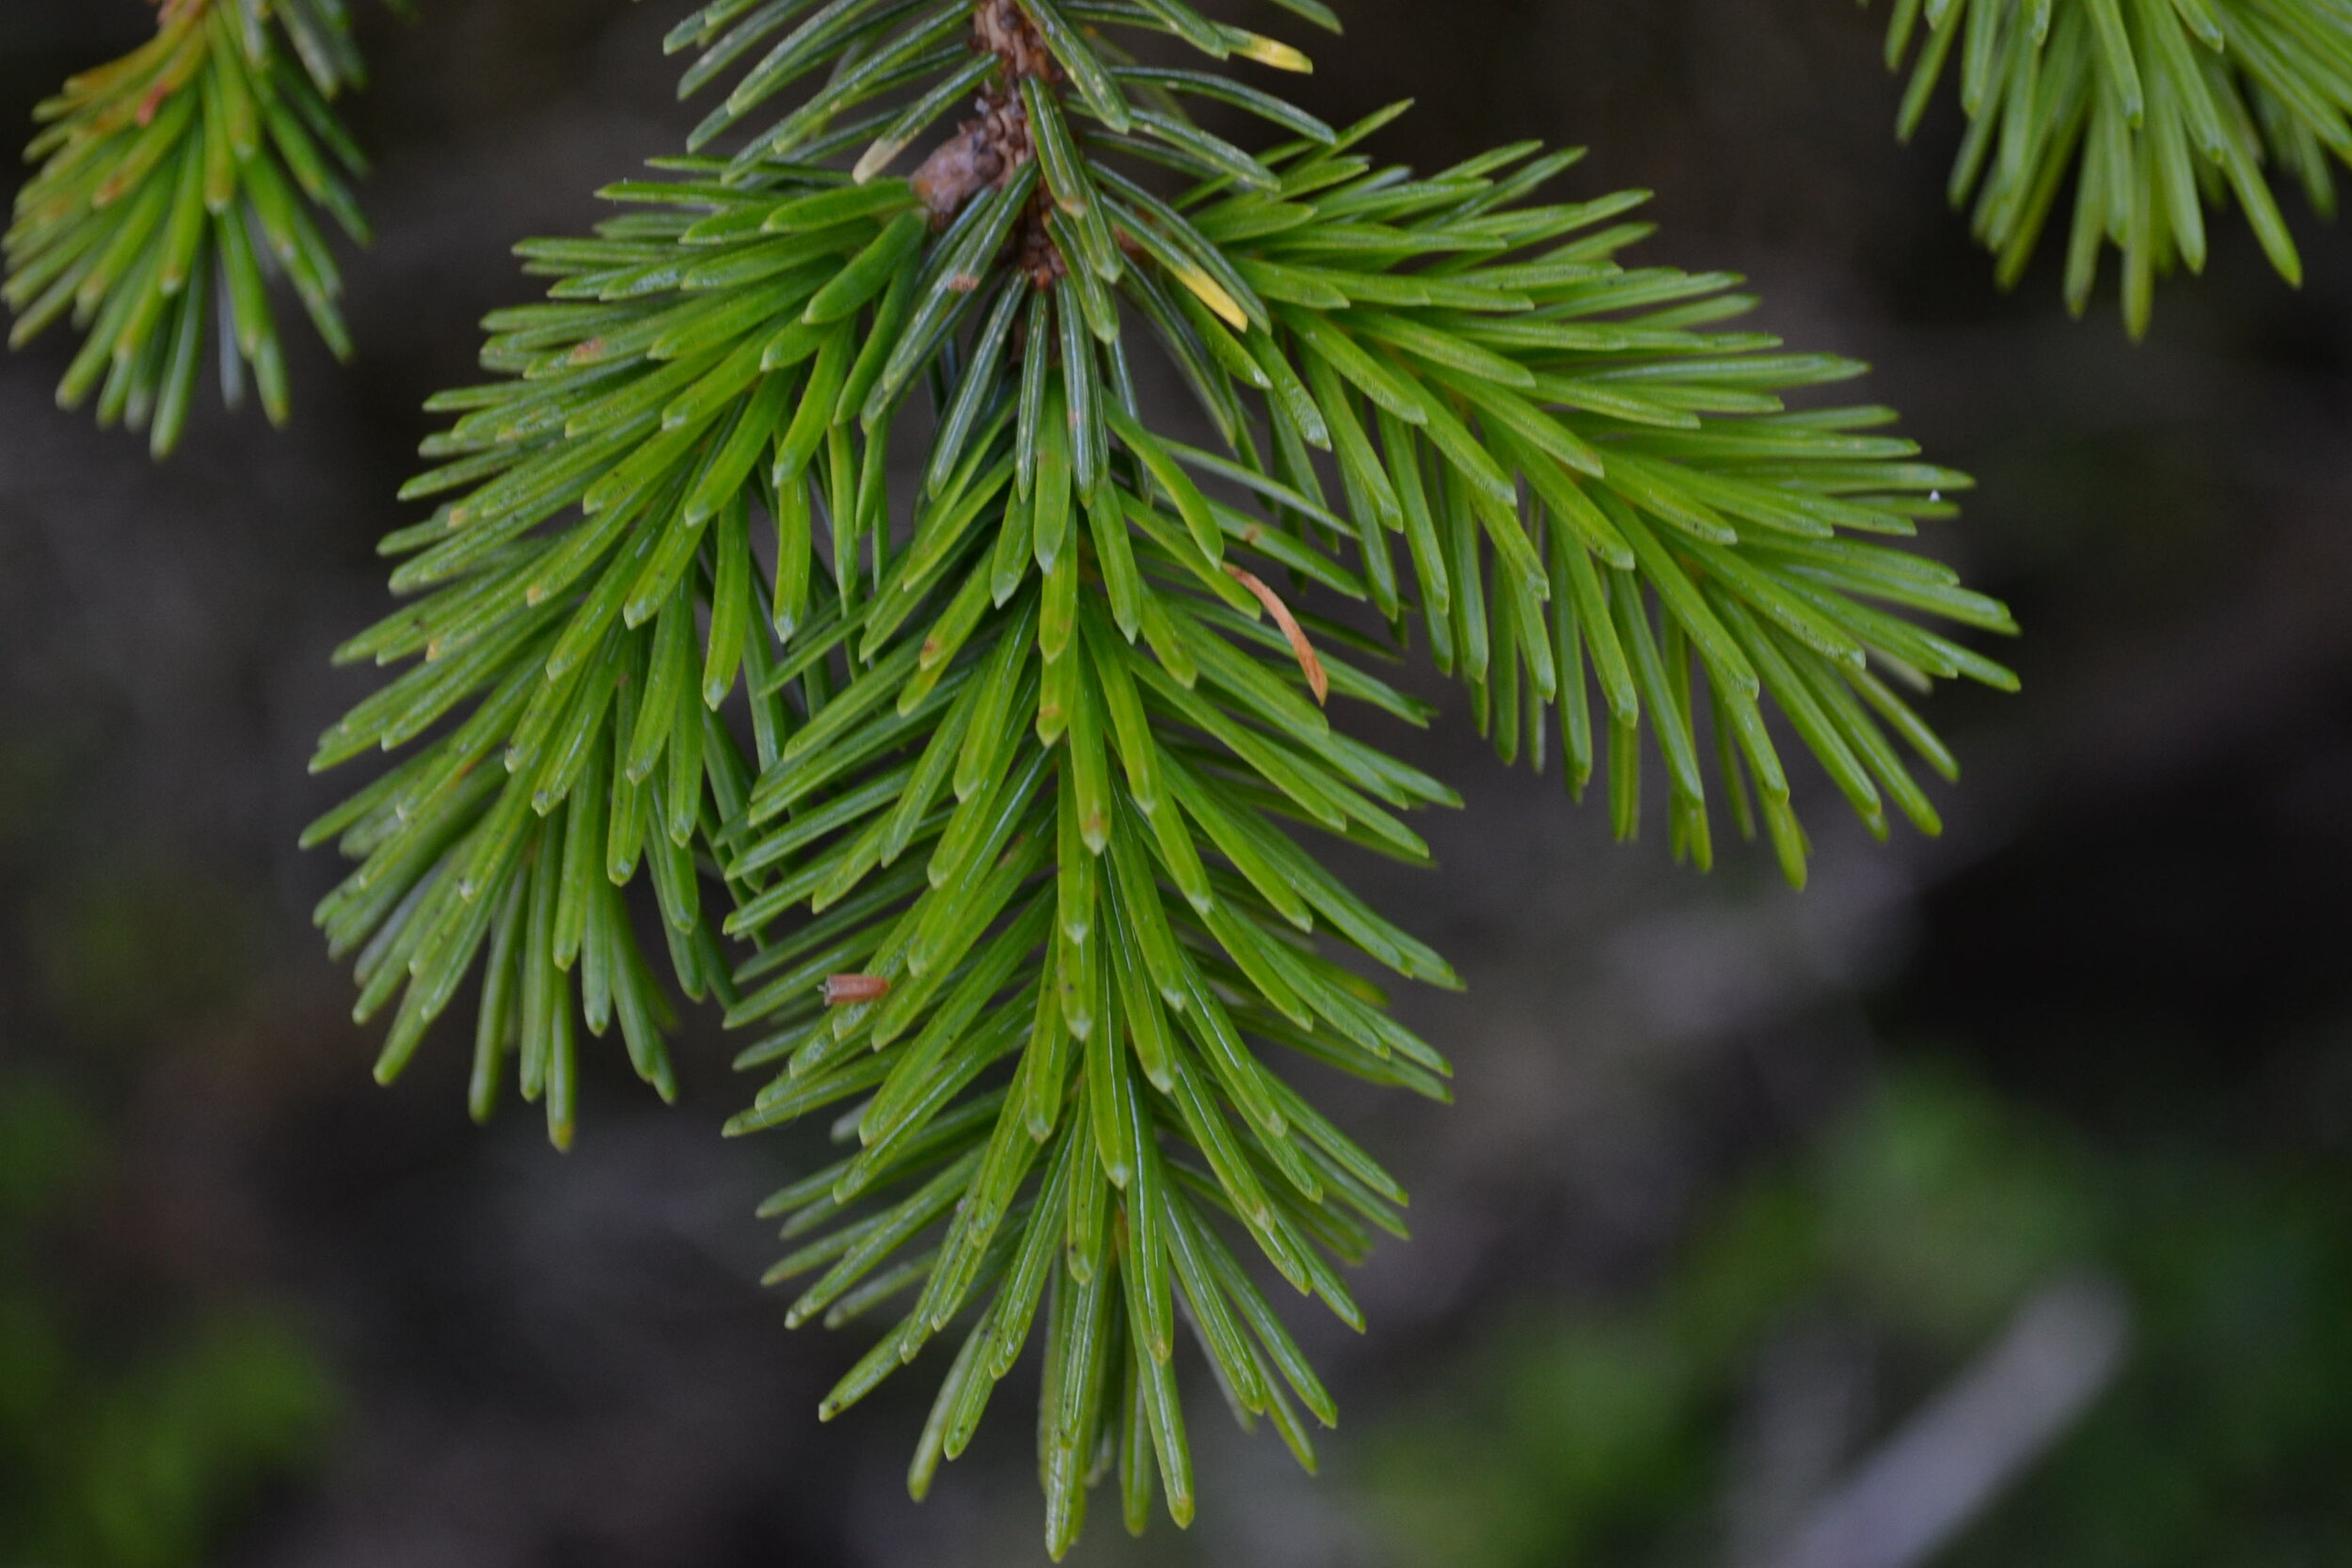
[4,2,2351,1563]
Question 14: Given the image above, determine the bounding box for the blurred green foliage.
[1963,1157,2352,1568]
[0,1083,336,1568]
[1362,1063,2352,1568]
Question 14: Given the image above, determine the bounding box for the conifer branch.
[1870,0,2352,335]
[5,0,404,454]
[1141,119,2016,881]
[297,0,2019,1550]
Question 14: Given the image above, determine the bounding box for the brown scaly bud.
[912,120,1005,224]
[913,1,1057,228]
[974,0,1056,80]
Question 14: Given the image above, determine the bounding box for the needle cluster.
[1874,0,2352,334]
[4,0,404,453]
[17,0,2023,1553]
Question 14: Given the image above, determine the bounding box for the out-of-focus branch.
[1750,1275,2130,1568]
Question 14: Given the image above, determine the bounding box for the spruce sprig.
[1145,122,2017,881]
[4,0,402,454]
[305,0,2015,1551]
[1871,0,2352,334]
